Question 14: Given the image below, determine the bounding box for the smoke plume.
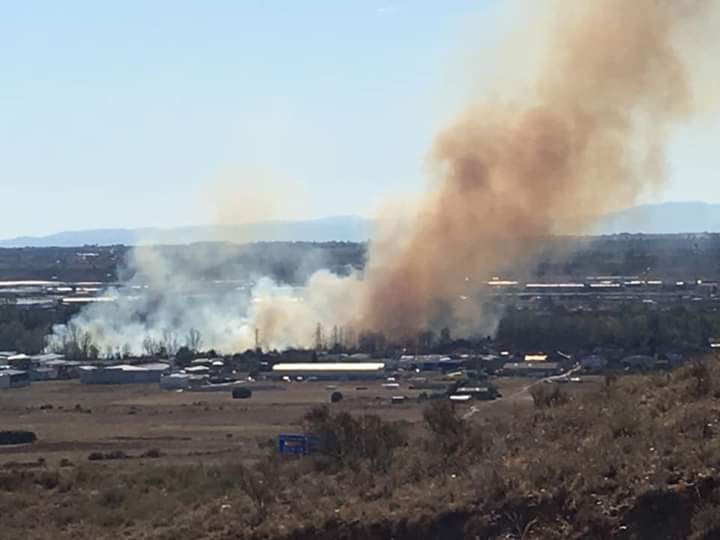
[49,0,717,354]
[355,0,716,339]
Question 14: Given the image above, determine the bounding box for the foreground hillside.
[3,361,720,539]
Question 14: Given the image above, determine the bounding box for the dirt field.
[0,375,601,468]
[0,379,428,466]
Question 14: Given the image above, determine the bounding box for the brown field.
[0,376,601,467]
[2,366,718,539]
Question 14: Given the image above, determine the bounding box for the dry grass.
[3,365,720,538]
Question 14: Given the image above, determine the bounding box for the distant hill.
[591,202,720,235]
[2,203,720,248]
[0,216,373,248]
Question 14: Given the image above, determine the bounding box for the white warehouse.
[271,362,385,381]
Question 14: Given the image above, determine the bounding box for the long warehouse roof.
[273,362,384,372]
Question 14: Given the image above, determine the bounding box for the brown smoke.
[357,0,715,339]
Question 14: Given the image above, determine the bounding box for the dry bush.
[140,448,165,459]
[691,499,720,539]
[422,400,465,456]
[303,405,405,472]
[97,485,127,508]
[530,384,569,409]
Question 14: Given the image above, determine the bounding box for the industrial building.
[271,362,385,380]
[79,363,169,384]
[394,355,464,373]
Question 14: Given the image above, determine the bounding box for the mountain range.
[2,202,719,248]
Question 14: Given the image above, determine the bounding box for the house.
[0,369,31,389]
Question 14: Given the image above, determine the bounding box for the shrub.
[688,360,713,398]
[232,387,252,399]
[330,391,343,403]
[140,449,165,459]
[691,501,720,539]
[237,463,274,524]
[530,384,569,409]
[34,471,60,490]
[303,405,405,471]
[97,485,127,508]
[87,450,129,461]
[0,471,27,491]
[422,401,466,457]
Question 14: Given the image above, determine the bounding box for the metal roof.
[503,362,560,370]
[273,362,385,372]
[0,369,28,377]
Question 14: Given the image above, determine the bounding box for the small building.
[191,358,213,367]
[621,355,657,371]
[271,362,385,381]
[580,355,608,371]
[0,369,31,389]
[184,365,210,375]
[160,373,191,390]
[7,354,31,370]
[30,367,60,381]
[502,362,561,377]
[453,386,499,401]
[395,355,464,373]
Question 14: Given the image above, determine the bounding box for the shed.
[160,373,191,390]
[0,369,31,389]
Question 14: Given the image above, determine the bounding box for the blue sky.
[1,1,718,238]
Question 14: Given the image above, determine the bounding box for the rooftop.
[503,362,560,370]
[273,362,385,372]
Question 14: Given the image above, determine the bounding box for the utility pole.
[314,323,323,351]
[254,327,260,350]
